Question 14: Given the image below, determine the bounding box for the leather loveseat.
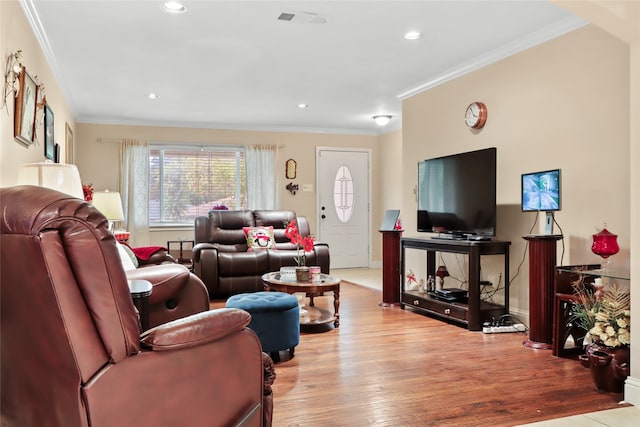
[193,210,330,298]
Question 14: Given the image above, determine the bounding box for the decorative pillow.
[116,242,138,271]
[243,226,276,251]
[120,243,140,268]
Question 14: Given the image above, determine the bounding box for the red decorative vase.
[582,342,630,393]
[591,227,620,259]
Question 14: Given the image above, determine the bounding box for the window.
[149,145,246,225]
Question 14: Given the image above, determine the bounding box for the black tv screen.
[417,147,497,238]
[521,169,561,212]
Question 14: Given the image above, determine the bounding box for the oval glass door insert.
[333,165,354,223]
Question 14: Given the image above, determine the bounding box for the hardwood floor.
[213,282,627,426]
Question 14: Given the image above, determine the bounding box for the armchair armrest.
[192,243,220,296]
[137,250,176,266]
[312,242,330,273]
[141,308,250,351]
[192,242,216,263]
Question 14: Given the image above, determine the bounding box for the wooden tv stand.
[400,237,511,331]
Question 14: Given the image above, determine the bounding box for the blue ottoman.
[226,291,300,362]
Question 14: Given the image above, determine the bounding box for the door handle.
[321,214,326,219]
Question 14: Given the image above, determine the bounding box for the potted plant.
[572,277,630,393]
[284,220,315,281]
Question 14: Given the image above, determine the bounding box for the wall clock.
[465,102,487,129]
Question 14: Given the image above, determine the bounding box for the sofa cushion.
[244,226,276,251]
[208,210,255,247]
[254,210,297,244]
[218,250,269,275]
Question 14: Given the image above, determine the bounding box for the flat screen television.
[417,147,496,239]
[521,169,561,212]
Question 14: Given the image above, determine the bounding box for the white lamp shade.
[91,191,125,221]
[18,163,83,199]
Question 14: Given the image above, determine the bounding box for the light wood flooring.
[212,271,632,426]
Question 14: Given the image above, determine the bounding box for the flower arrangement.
[82,184,94,202]
[572,278,630,348]
[284,220,315,266]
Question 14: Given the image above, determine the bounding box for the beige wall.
[0,0,75,187]
[552,0,640,407]
[75,123,382,251]
[402,24,630,319]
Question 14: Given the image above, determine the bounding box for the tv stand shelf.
[400,237,511,331]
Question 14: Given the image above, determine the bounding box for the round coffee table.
[261,272,340,327]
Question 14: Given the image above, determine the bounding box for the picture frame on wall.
[14,66,38,146]
[44,103,55,160]
[65,122,74,164]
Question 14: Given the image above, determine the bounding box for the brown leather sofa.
[193,210,330,298]
[1,186,274,427]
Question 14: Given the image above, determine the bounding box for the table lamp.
[91,190,124,232]
[435,265,450,289]
[18,162,83,199]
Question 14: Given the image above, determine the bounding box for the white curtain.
[246,144,278,210]
[120,140,149,247]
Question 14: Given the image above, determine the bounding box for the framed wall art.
[65,123,74,164]
[44,103,55,160]
[14,66,38,146]
[285,159,297,179]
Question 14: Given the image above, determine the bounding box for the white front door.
[316,148,370,269]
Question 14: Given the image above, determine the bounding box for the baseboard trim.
[624,376,640,406]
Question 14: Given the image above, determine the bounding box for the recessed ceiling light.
[147,93,159,99]
[404,31,423,40]
[162,2,187,14]
[373,115,392,126]
[297,103,308,109]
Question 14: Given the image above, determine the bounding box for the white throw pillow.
[116,242,137,271]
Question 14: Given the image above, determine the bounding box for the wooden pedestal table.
[379,229,403,307]
[522,234,563,349]
[261,272,340,328]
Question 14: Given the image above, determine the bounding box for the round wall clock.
[465,102,487,129]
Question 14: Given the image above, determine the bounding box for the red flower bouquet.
[284,220,315,266]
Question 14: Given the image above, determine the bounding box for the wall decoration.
[65,123,74,164]
[285,159,297,179]
[2,50,23,112]
[44,103,55,160]
[14,66,38,146]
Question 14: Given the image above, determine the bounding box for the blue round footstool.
[226,291,299,362]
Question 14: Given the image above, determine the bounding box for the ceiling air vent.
[278,12,295,21]
[277,11,327,24]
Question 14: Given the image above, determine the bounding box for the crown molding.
[397,15,589,100]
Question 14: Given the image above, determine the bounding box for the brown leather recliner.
[126,262,210,329]
[1,186,274,427]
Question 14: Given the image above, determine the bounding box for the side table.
[128,279,152,331]
[379,229,403,307]
[167,240,195,269]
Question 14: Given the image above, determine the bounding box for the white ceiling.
[23,0,587,135]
